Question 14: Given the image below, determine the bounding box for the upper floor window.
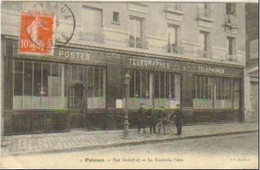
[198,3,211,18]
[129,16,144,48]
[82,7,103,42]
[167,25,181,54]
[203,3,211,18]
[169,3,182,11]
[199,31,210,57]
[113,11,120,23]
[227,36,236,55]
[226,3,236,15]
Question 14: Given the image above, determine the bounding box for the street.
[1,132,258,169]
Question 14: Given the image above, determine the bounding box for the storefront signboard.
[126,56,182,72]
[193,63,243,77]
[198,66,225,74]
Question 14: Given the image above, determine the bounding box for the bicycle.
[156,114,176,135]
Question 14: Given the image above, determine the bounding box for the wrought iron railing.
[198,50,211,58]
[225,54,237,61]
[224,14,238,28]
[128,36,147,49]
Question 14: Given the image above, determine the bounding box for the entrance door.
[70,82,87,128]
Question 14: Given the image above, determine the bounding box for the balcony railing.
[129,36,147,49]
[225,54,237,61]
[224,14,238,28]
[167,44,184,54]
[198,50,211,58]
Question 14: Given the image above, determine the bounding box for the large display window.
[127,69,180,109]
[13,60,66,109]
[193,75,240,109]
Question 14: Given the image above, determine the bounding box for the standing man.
[137,103,146,134]
[147,105,156,134]
[158,106,167,135]
[173,104,184,136]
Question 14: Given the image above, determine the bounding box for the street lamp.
[123,71,131,138]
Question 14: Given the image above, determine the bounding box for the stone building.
[1,2,246,135]
[244,3,258,122]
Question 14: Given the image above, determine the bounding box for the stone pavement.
[1,122,258,156]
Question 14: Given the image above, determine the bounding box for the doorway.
[70,82,87,129]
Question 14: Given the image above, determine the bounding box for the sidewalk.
[1,122,258,156]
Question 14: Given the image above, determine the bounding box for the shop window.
[154,72,180,109]
[129,70,149,98]
[13,60,66,109]
[129,16,144,48]
[193,75,240,109]
[128,69,180,109]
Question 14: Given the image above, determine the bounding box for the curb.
[3,130,258,157]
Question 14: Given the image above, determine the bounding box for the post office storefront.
[2,37,244,135]
[3,37,109,135]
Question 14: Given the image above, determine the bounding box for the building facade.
[1,2,246,135]
[245,3,258,123]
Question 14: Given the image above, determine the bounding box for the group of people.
[137,103,184,136]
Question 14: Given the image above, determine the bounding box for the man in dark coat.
[173,104,184,136]
[137,103,146,134]
[147,105,156,134]
[158,106,167,135]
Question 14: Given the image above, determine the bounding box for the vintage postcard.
[0,0,258,169]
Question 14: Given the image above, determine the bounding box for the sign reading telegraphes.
[19,11,55,55]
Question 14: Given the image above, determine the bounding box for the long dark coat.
[137,107,146,125]
[147,108,156,125]
[173,109,184,126]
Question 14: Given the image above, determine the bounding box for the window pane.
[154,72,159,98]
[94,67,100,97]
[33,62,41,96]
[72,65,78,81]
[43,63,50,96]
[79,66,84,81]
[135,19,141,39]
[171,73,175,98]
[83,7,102,32]
[87,67,93,97]
[14,61,23,96]
[24,62,32,96]
[129,70,134,97]
[129,18,135,37]
[50,63,60,96]
[135,70,140,97]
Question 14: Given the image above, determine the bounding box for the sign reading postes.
[54,49,90,61]
[19,11,55,55]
